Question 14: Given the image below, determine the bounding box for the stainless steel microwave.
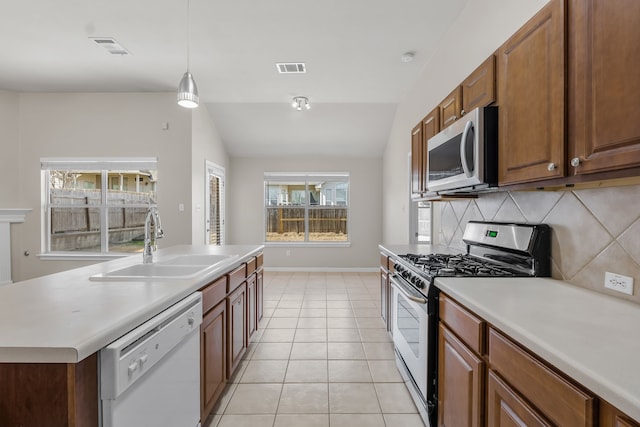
[427,106,498,193]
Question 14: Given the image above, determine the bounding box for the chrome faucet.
[143,207,164,264]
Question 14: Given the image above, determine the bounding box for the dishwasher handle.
[100,292,203,399]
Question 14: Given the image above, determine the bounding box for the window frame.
[40,157,158,260]
[263,172,351,247]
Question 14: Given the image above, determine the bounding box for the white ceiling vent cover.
[276,63,306,73]
[90,37,131,55]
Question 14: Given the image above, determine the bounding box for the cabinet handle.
[570,157,581,167]
[460,109,465,116]
[547,163,557,171]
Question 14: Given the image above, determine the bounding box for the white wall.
[382,0,550,243]
[228,157,382,269]
[0,91,21,205]
[1,92,198,280]
[191,104,229,245]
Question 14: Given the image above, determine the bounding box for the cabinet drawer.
[256,253,263,269]
[489,328,595,427]
[380,253,389,270]
[246,257,257,276]
[201,276,227,314]
[227,264,246,293]
[439,295,485,354]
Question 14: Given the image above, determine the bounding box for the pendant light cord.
[186,0,191,72]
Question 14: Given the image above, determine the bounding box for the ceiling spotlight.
[400,52,415,63]
[292,96,310,111]
[177,0,199,108]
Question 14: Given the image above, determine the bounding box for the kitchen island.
[0,244,263,426]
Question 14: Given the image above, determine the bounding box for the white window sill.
[38,252,131,262]
[263,242,351,248]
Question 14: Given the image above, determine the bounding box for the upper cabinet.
[439,87,463,130]
[497,0,566,185]
[411,108,440,198]
[568,0,640,176]
[462,55,496,116]
[440,56,496,130]
[411,121,424,197]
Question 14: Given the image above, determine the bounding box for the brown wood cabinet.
[438,295,486,427]
[600,401,640,427]
[0,354,99,427]
[488,328,595,427]
[487,369,550,427]
[257,268,264,322]
[568,0,640,176]
[201,299,226,420]
[440,87,463,130]
[247,272,257,338]
[227,282,247,377]
[379,253,390,330]
[462,55,496,116]
[411,121,424,197]
[438,324,484,427]
[497,0,566,185]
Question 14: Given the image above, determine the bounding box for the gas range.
[394,221,551,292]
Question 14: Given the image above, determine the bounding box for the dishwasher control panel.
[100,292,203,399]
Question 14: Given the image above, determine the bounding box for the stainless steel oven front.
[390,273,438,426]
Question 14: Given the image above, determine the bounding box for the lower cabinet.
[247,273,257,338]
[227,282,247,377]
[201,300,226,420]
[487,370,550,427]
[257,268,264,322]
[438,324,484,427]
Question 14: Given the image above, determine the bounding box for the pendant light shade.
[177,0,199,108]
[177,71,199,108]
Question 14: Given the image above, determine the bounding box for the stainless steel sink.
[89,254,237,281]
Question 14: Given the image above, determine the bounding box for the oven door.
[427,107,484,192]
[390,274,430,405]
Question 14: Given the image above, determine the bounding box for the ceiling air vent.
[89,37,131,55]
[276,63,306,74]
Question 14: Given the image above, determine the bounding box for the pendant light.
[177,0,199,108]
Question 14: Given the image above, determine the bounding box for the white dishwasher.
[100,292,203,427]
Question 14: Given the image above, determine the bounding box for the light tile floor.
[204,271,426,427]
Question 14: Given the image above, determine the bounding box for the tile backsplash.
[438,184,640,304]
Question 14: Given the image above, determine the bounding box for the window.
[206,161,225,245]
[41,158,158,256]
[410,200,432,243]
[264,173,349,243]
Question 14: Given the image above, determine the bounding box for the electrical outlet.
[604,272,634,295]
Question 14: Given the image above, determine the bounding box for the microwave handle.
[459,120,473,178]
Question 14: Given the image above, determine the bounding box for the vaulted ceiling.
[0,0,468,157]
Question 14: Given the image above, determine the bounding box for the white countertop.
[0,244,262,364]
[435,277,640,423]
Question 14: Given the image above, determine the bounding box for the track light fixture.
[291,96,311,111]
[177,0,199,108]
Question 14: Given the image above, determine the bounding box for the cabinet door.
[257,269,264,322]
[201,300,226,420]
[600,401,640,427]
[422,108,440,192]
[411,122,424,195]
[568,0,640,175]
[497,0,566,185]
[380,267,388,326]
[487,370,551,427]
[227,283,247,377]
[438,324,484,427]
[462,55,496,114]
[247,274,257,338]
[440,86,463,129]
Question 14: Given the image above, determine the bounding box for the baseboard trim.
[263,267,378,273]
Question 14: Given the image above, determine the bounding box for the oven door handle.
[392,275,427,305]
